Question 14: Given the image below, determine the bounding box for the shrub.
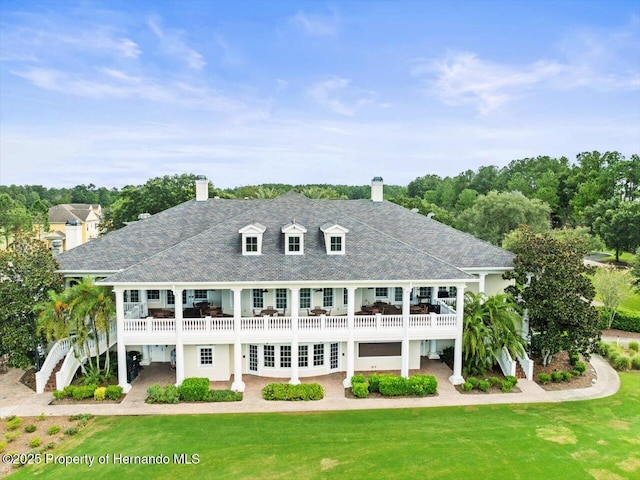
[64,427,79,436]
[561,371,573,382]
[574,361,587,374]
[94,387,107,401]
[179,377,210,402]
[477,380,490,392]
[351,374,366,384]
[505,375,518,386]
[538,373,551,384]
[36,413,46,422]
[467,377,479,388]
[0,440,5,452]
[613,355,632,371]
[462,381,473,391]
[72,384,97,400]
[29,438,41,448]
[69,414,94,422]
[47,425,60,435]
[43,442,55,451]
[262,383,324,401]
[378,376,408,396]
[407,375,437,396]
[629,341,639,352]
[52,390,65,400]
[489,377,501,387]
[551,372,563,382]
[207,389,242,402]
[6,417,21,431]
[598,342,611,357]
[569,353,580,366]
[24,424,36,433]
[500,380,515,393]
[105,385,123,400]
[352,382,369,398]
[571,369,581,377]
[610,308,640,333]
[632,356,640,370]
[62,385,75,398]
[146,384,180,404]
[5,431,19,442]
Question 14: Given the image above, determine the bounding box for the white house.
[47,176,521,394]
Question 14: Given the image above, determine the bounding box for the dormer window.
[239,222,266,255]
[320,222,349,255]
[282,221,307,255]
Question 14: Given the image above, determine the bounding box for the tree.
[592,267,633,328]
[632,248,640,291]
[504,227,600,366]
[462,292,525,376]
[0,234,63,368]
[590,201,640,262]
[502,226,604,254]
[457,191,550,245]
[0,193,33,247]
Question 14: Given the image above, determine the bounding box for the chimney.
[371,176,384,202]
[196,175,209,202]
[65,220,83,251]
[51,239,63,256]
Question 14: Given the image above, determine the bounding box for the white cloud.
[291,10,339,37]
[147,15,206,70]
[308,77,383,116]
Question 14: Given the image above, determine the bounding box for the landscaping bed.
[346,373,438,399]
[533,351,596,390]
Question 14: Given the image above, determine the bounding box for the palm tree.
[462,292,525,376]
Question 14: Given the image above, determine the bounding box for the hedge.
[179,377,210,402]
[599,307,640,333]
[378,374,437,397]
[262,383,324,401]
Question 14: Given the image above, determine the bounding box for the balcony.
[121,312,459,344]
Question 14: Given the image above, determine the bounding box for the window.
[147,290,160,300]
[323,288,333,308]
[313,344,324,366]
[167,290,175,305]
[245,236,258,252]
[198,346,214,367]
[288,236,300,252]
[395,288,403,303]
[375,287,388,298]
[252,289,264,309]
[298,345,308,368]
[359,342,402,357]
[330,343,339,369]
[248,345,258,372]
[276,288,287,310]
[330,236,342,252]
[343,288,348,307]
[264,345,275,368]
[280,345,291,368]
[419,287,430,298]
[194,290,208,300]
[125,290,139,303]
[299,288,311,309]
[182,290,187,305]
[449,286,457,297]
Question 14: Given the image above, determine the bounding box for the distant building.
[40,204,102,252]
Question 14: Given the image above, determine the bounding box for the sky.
[0,0,639,189]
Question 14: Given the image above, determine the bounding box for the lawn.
[10,373,640,479]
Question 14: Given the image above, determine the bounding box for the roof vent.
[138,213,151,220]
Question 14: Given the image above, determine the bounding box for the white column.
[140,345,151,366]
[231,288,245,392]
[289,288,300,385]
[175,287,185,386]
[401,286,411,378]
[343,287,356,388]
[478,273,486,294]
[428,339,440,360]
[431,286,437,304]
[449,284,466,385]
[115,288,131,393]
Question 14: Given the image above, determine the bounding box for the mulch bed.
[532,351,597,391]
[19,368,36,391]
[49,396,126,405]
[344,389,439,399]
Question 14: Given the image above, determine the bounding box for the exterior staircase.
[44,358,65,392]
[514,361,527,379]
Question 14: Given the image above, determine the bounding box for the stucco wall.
[183,344,231,381]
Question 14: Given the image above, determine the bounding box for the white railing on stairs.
[54,321,118,392]
[516,351,534,381]
[35,338,72,394]
[495,346,517,378]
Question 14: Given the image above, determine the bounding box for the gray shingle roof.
[57,192,513,284]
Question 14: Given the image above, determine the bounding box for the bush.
[569,353,580,366]
[64,427,79,436]
[477,380,490,392]
[407,375,437,396]
[352,382,369,398]
[69,414,94,422]
[6,417,21,431]
[598,342,611,357]
[613,355,632,371]
[72,384,97,400]
[571,369,581,377]
[94,387,106,401]
[574,361,587,374]
[561,371,573,382]
[262,383,324,401]
[4,431,19,442]
[29,438,41,448]
[36,413,46,422]
[0,440,5,452]
[489,377,501,387]
[47,425,60,435]
[206,390,243,402]
[500,380,515,393]
[105,385,123,400]
[551,372,563,382]
[629,341,639,352]
[179,377,210,402]
[505,375,518,386]
[632,356,640,370]
[609,308,640,333]
[24,424,36,433]
[467,377,479,388]
[538,373,551,384]
[351,374,366,384]
[146,384,180,404]
[62,385,75,398]
[462,381,473,391]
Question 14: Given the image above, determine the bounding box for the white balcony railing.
[35,338,72,394]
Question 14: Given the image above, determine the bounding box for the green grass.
[12,374,640,479]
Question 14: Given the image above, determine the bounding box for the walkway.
[0,354,624,419]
